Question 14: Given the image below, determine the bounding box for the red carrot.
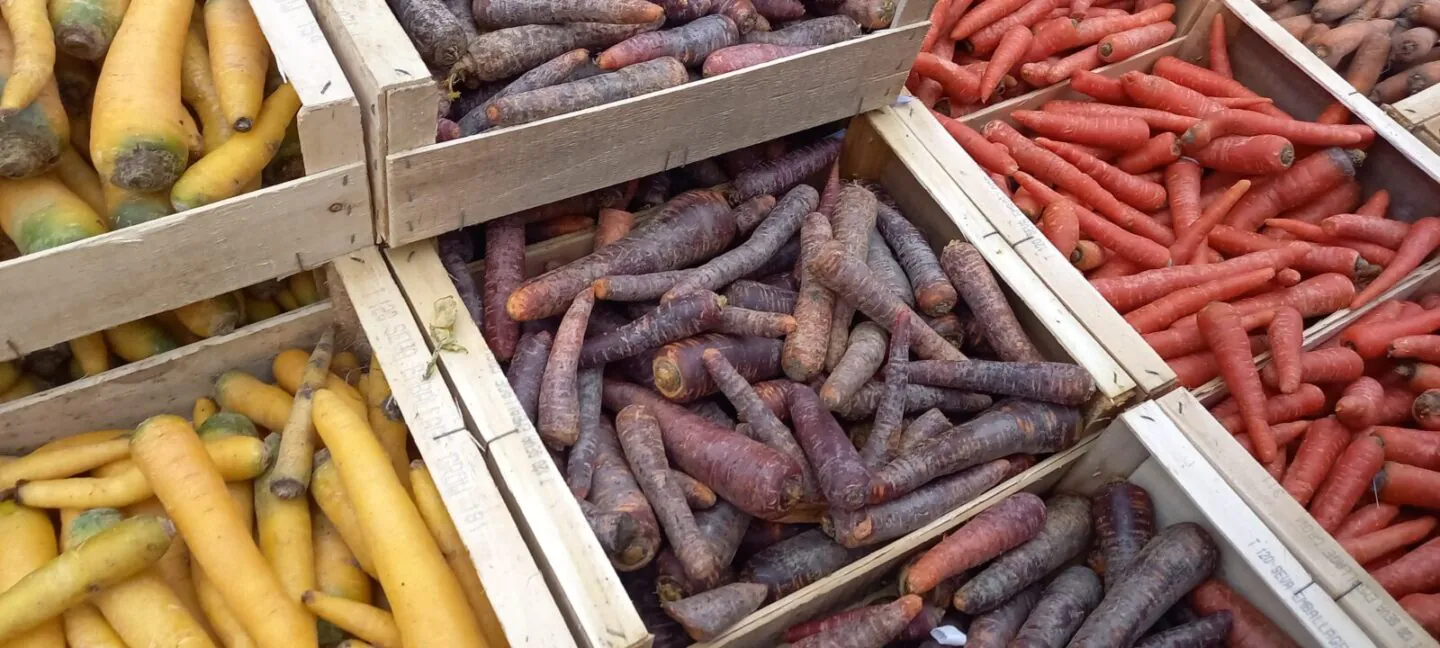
[931,110,1019,175]
[1098,20,1176,62]
[1373,535,1440,598]
[1200,302,1278,461]
[1208,13,1232,77]
[904,492,1047,593]
[1035,138,1167,211]
[1353,218,1440,309]
[1070,69,1129,103]
[1189,580,1298,648]
[1115,132,1181,174]
[1266,306,1304,394]
[1281,416,1349,505]
[1225,148,1360,233]
[1308,434,1386,532]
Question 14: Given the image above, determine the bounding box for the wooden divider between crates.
[0,0,372,363]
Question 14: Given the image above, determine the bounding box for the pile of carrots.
[390,0,885,139]
[1198,294,1440,637]
[0,271,325,405]
[905,0,1180,114]
[0,338,510,647]
[1264,0,1440,104]
[431,128,1099,644]
[779,483,1299,647]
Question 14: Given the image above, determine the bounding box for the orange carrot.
[1098,21,1176,62]
[1152,55,1290,120]
[1225,148,1359,233]
[1200,301,1278,462]
[1012,110,1151,150]
[1281,416,1349,505]
[1041,200,1080,258]
[931,110,1018,174]
[1372,535,1440,598]
[1035,138,1167,211]
[985,121,1173,245]
[1170,178,1252,264]
[1208,13,1231,77]
[1390,335,1440,363]
[1189,135,1294,175]
[982,26,1032,102]
[1353,217,1440,310]
[1267,306,1304,394]
[1115,132,1181,174]
[1070,69,1129,103]
[1260,347,1365,389]
[965,0,1056,55]
[1262,218,1396,266]
[1042,99,1199,133]
[1335,503,1401,540]
[951,0,1030,40]
[1010,171,1172,268]
[1120,71,1227,117]
[1322,214,1407,249]
[913,52,982,103]
[1125,268,1276,334]
[1182,110,1371,152]
[1309,434,1386,532]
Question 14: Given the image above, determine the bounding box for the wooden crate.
[0,246,576,647]
[309,0,934,247]
[383,107,1149,647]
[0,0,373,363]
[699,400,1374,647]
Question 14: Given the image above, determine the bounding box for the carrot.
[1322,213,1408,248]
[1120,71,1227,117]
[903,493,1047,594]
[954,495,1094,614]
[1200,302,1278,461]
[951,0,1030,40]
[823,183,881,371]
[1182,110,1371,152]
[1280,416,1349,505]
[1189,580,1299,648]
[825,457,1015,548]
[941,241,1043,361]
[1372,535,1440,597]
[1069,523,1219,648]
[1225,148,1359,233]
[1092,480,1156,590]
[1099,20,1176,62]
[1125,268,1277,334]
[871,400,1080,502]
[1115,132,1181,174]
[876,201,959,316]
[810,241,966,362]
[1354,217,1440,309]
[1308,434,1386,531]
[742,528,861,598]
[1010,566,1104,646]
[1042,99,1200,133]
[986,121,1173,245]
[931,110,1018,175]
[489,56,687,127]
[966,0,1056,55]
[1035,138,1167,212]
[1010,171,1172,268]
[1335,502,1401,540]
[1041,200,1081,258]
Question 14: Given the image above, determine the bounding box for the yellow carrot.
[203,0,266,132]
[182,18,230,153]
[0,174,106,253]
[313,389,486,647]
[102,181,172,228]
[130,415,316,647]
[173,293,242,338]
[0,500,64,647]
[366,358,411,491]
[0,0,54,112]
[102,318,177,362]
[311,449,376,578]
[48,0,126,60]
[412,461,508,647]
[171,83,298,211]
[214,370,293,431]
[303,590,402,648]
[0,436,129,488]
[0,506,173,644]
[89,0,192,192]
[53,146,104,213]
[268,328,333,498]
[193,397,218,427]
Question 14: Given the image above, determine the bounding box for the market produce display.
[907,0,1182,113]
[1196,294,1440,638]
[385,0,892,139]
[776,483,1301,648]
[427,128,1100,644]
[0,2,314,405]
[0,272,325,404]
[1256,0,1440,105]
[0,340,509,648]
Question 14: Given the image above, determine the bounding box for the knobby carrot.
[1309,434,1386,532]
[1352,217,1440,309]
[1200,302,1278,462]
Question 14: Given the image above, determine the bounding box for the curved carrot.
[1070,69,1128,103]
[930,110,1018,174]
[1035,137,1167,211]
[1308,434,1386,532]
[1041,200,1080,258]
[982,26,1032,102]
[1011,170,1171,268]
[1125,268,1276,334]
[1281,416,1349,505]
[1200,301,1277,462]
[1189,135,1294,175]
[1181,109,1371,152]
[1042,99,1199,133]
[1208,13,1231,77]
[1098,20,1176,62]
[1322,214,1407,248]
[1012,110,1151,151]
[1170,178,1251,264]
[1267,306,1304,394]
[1115,132,1180,174]
[1353,217,1440,310]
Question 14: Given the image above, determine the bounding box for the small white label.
[930,625,967,646]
